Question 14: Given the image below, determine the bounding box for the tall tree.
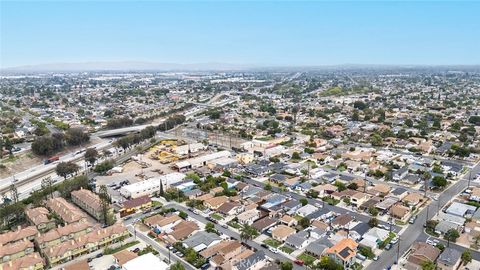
[10,184,18,204]
[55,162,80,179]
[159,180,165,197]
[0,137,4,158]
[444,229,460,246]
[240,224,259,243]
[98,185,113,225]
[84,148,98,166]
[4,138,13,155]
[41,177,54,200]
[461,250,472,265]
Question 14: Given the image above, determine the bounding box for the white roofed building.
[120,172,185,199]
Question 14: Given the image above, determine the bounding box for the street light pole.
[396,237,401,265]
[468,170,472,189]
[425,204,430,226]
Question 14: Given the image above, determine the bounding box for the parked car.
[294,260,304,266]
[261,243,268,248]
[385,243,392,250]
[268,247,279,254]
[373,256,379,261]
[409,216,417,224]
[132,248,140,253]
[96,253,103,258]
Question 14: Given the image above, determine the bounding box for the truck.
[44,156,60,165]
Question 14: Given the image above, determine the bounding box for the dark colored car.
[294,260,304,266]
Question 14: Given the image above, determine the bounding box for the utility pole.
[425,204,430,226]
[468,170,472,189]
[424,174,428,199]
[364,170,367,193]
[396,237,401,265]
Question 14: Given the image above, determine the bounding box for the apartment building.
[46,198,87,224]
[0,240,35,263]
[0,252,44,270]
[0,226,38,246]
[71,188,106,221]
[36,222,94,249]
[25,207,56,232]
[42,223,130,266]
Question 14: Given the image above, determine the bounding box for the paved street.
[124,201,305,269]
[125,225,196,270]
[367,161,480,270]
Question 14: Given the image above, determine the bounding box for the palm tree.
[240,224,259,244]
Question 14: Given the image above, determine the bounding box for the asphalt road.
[125,225,196,270]
[366,161,480,270]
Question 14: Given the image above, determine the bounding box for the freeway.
[241,177,401,233]
[0,131,183,202]
[366,160,480,270]
[0,140,112,193]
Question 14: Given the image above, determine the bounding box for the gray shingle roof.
[438,248,460,266]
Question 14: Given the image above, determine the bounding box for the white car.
[268,247,279,254]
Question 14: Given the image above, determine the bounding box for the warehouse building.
[174,150,232,171]
[120,172,185,199]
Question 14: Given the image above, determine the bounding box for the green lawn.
[104,241,140,255]
[263,238,282,248]
[297,252,316,265]
[151,201,162,208]
[380,232,397,249]
[395,220,407,225]
[227,221,242,229]
[211,213,223,220]
[279,245,294,254]
[322,197,340,205]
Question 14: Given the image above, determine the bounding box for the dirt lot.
[96,146,180,204]
[0,152,42,178]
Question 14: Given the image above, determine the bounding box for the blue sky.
[1,1,479,67]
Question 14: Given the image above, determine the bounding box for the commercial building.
[120,172,185,199]
[173,151,231,171]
